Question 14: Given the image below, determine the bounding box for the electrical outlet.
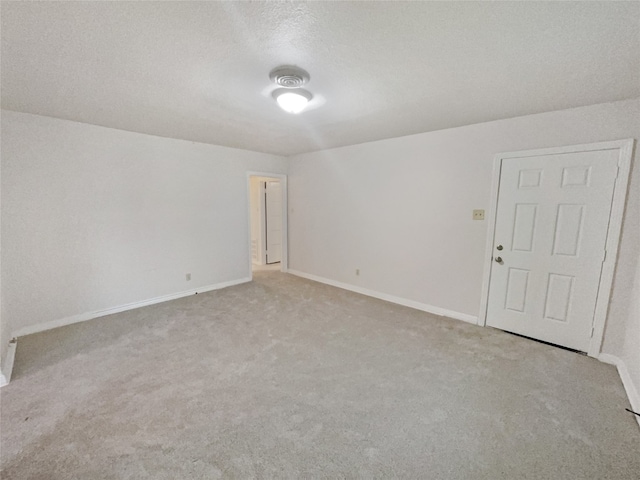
[473,209,485,220]
[186,273,191,281]
[356,269,360,276]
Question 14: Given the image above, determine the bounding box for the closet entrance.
[248,173,287,273]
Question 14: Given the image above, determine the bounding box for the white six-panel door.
[486,148,620,352]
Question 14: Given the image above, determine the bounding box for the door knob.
[496,245,503,251]
[495,256,503,263]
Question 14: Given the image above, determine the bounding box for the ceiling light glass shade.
[272,88,312,114]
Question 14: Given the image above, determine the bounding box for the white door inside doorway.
[484,142,631,353]
[249,175,286,269]
[265,180,282,264]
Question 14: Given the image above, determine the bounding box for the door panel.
[552,204,584,256]
[505,268,529,312]
[543,273,574,322]
[512,204,537,251]
[486,149,619,352]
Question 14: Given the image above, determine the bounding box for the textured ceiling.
[2,1,639,156]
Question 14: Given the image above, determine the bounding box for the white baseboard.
[0,340,17,387]
[287,269,478,325]
[11,277,252,339]
[599,353,640,428]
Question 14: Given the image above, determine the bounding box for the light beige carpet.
[1,271,639,479]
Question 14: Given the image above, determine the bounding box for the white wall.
[1,110,287,337]
[288,99,639,361]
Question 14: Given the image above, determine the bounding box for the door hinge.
[590,324,595,338]
[602,249,607,262]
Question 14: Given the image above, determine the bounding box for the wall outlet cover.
[473,209,485,220]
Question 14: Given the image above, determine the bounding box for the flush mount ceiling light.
[272,88,312,114]
[269,65,313,114]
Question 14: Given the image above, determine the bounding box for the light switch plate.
[473,209,485,220]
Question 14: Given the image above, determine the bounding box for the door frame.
[478,139,634,358]
[246,172,288,277]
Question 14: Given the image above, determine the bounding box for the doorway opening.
[247,173,288,276]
